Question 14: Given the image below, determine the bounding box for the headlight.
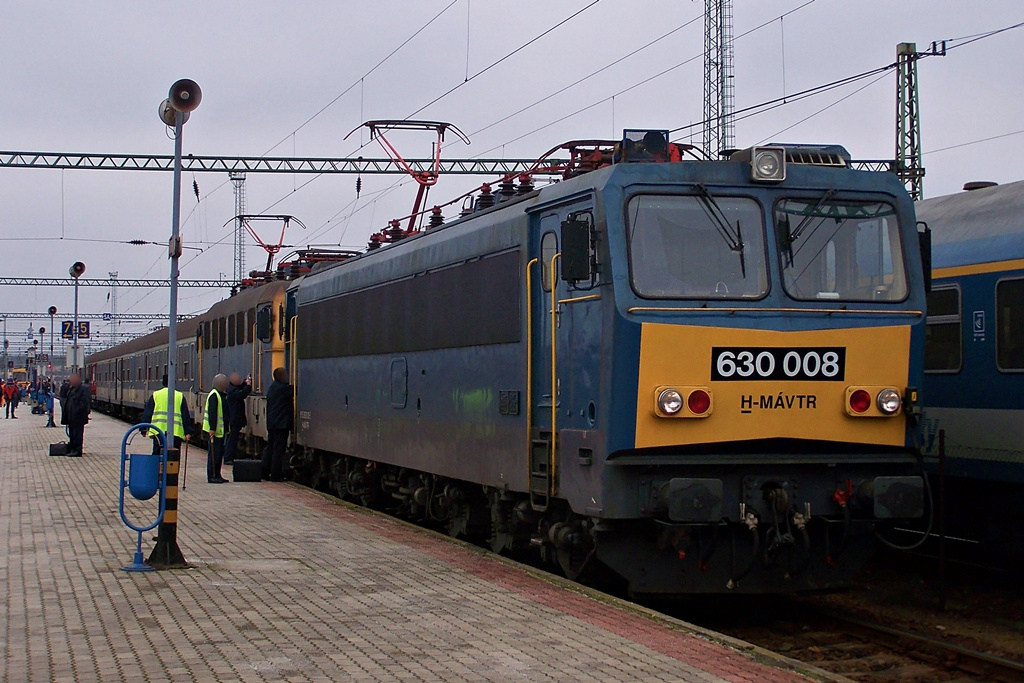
[751,146,786,182]
[658,389,683,415]
[876,388,902,415]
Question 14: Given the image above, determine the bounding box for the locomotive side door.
[529,212,561,510]
[529,204,596,511]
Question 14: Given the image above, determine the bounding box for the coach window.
[236,313,245,346]
[228,314,236,347]
[540,230,558,292]
[924,286,962,373]
[203,321,211,350]
[997,278,1024,371]
[218,317,227,348]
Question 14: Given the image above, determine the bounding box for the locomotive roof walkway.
[0,409,844,683]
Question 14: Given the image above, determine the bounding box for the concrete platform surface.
[0,409,837,682]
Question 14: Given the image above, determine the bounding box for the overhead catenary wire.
[924,128,1024,155]
[191,0,607,259]
[472,0,820,156]
[403,0,604,121]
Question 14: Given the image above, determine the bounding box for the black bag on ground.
[48,442,68,457]
[232,459,262,482]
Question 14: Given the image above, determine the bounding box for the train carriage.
[917,179,1024,558]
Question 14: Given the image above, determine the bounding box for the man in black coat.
[61,373,91,457]
[224,372,251,464]
[262,367,293,481]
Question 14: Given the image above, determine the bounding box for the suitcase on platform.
[232,459,263,482]
[48,442,68,457]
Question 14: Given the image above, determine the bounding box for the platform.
[0,408,842,682]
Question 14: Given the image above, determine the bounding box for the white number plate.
[711,347,846,381]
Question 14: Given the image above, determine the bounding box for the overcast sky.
[1,0,1021,351]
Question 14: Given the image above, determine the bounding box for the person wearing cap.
[141,374,195,455]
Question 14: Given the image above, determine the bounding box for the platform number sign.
[61,320,90,339]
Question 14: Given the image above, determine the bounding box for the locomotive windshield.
[775,198,907,302]
[627,194,768,299]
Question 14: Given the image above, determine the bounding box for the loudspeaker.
[69,262,86,278]
[169,79,202,112]
[158,99,190,126]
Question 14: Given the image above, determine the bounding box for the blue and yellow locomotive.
[288,133,930,594]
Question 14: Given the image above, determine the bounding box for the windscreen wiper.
[779,188,836,267]
[694,184,746,277]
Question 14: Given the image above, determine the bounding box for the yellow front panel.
[635,323,910,448]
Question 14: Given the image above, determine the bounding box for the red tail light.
[849,389,871,414]
[687,389,711,415]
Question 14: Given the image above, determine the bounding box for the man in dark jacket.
[224,372,251,464]
[263,367,293,481]
[61,373,91,457]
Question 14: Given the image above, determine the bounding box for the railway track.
[675,596,1024,683]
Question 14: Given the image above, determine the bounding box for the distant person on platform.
[3,379,19,419]
[141,375,194,455]
[263,367,293,481]
[203,374,230,484]
[224,372,252,464]
[61,373,90,457]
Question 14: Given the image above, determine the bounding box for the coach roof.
[916,179,1024,268]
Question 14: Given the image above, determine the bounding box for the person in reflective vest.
[141,375,195,455]
[204,374,230,484]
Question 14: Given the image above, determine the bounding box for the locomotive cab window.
[924,286,962,373]
[628,194,768,299]
[996,278,1024,371]
[776,199,907,302]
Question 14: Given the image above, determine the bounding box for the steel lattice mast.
[895,41,945,201]
[703,0,735,157]
[230,172,247,283]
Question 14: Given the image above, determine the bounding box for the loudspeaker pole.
[153,79,201,569]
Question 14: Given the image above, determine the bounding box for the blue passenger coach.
[918,180,1024,556]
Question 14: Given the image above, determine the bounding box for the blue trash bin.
[128,453,161,501]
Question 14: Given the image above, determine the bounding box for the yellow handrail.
[525,258,538,488]
[549,252,561,498]
[558,293,601,305]
[251,322,261,393]
[290,314,298,426]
